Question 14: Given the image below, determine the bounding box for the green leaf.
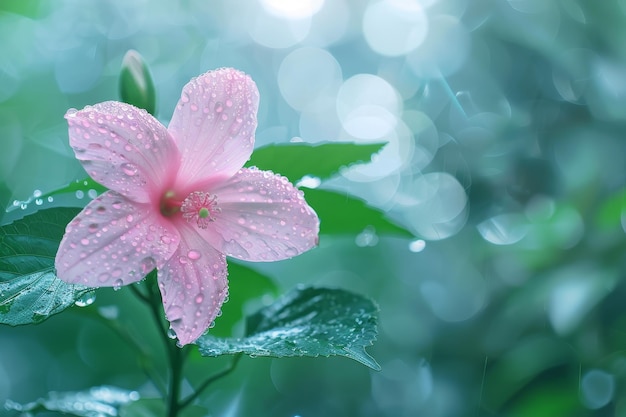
[0,207,93,325]
[195,286,381,371]
[246,142,386,183]
[304,188,413,237]
[210,261,279,337]
[119,50,156,116]
[4,386,139,417]
[40,177,107,202]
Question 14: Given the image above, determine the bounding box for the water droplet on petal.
[80,238,90,246]
[167,327,177,339]
[141,257,156,274]
[167,306,183,321]
[284,247,298,257]
[75,291,97,307]
[113,279,124,291]
[215,102,223,113]
[98,272,110,283]
[187,250,201,260]
[121,163,138,176]
[195,294,204,304]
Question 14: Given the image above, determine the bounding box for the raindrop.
[284,247,298,257]
[141,257,156,273]
[409,239,426,252]
[113,279,124,291]
[47,196,54,203]
[33,189,42,198]
[187,250,201,260]
[121,163,138,176]
[167,327,177,339]
[195,294,204,304]
[35,198,43,206]
[215,102,224,113]
[75,291,97,307]
[75,190,85,199]
[296,175,321,189]
[355,226,379,247]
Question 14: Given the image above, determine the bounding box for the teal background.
[3,0,626,416]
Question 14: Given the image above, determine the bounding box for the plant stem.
[178,353,243,411]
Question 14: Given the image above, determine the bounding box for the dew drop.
[167,327,177,339]
[141,257,156,274]
[98,272,110,283]
[121,163,138,176]
[187,250,201,260]
[126,214,134,223]
[214,102,223,113]
[167,306,183,321]
[75,291,96,307]
[80,238,90,246]
[195,294,204,304]
[88,223,99,233]
[113,279,124,291]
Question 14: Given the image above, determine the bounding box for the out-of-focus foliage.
[3,0,626,416]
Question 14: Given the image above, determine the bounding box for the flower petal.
[55,191,180,287]
[157,224,228,345]
[200,168,320,261]
[66,101,180,203]
[168,68,259,188]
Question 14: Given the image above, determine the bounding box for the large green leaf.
[195,286,381,371]
[246,142,386,183]
[5,386,139,417]
[304,188,413,237]
[0,207,93,325]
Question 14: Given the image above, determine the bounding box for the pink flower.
[55,68,320,345]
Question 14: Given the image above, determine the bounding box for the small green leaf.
[0,208,93,326]
[210,261,279,337]
[119,50,156,115]
[195,286,381,371]
[4,386,139,417]
[246,142,386,183]
[40,177,107,202]
[304,188,413,237]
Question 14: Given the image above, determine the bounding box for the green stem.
[178,353,243,411]
[137,276,188,417]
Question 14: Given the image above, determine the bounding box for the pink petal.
[200,168,319,262]
[167,68,259,189]
[55,191,180,287]
[66,101,180,204]
[157,224,228,345]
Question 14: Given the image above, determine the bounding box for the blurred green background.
[2,0,626,416]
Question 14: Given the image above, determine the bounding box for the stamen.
[181,191,220,229]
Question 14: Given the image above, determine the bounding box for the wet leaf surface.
[0,208,93,325]
[195,286,381,370]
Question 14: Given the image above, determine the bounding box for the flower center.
[180,191,220,229]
